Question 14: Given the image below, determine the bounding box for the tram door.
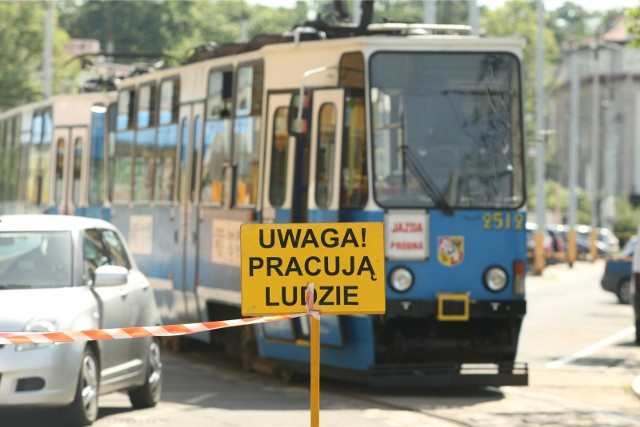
[173,103,204,322]
[307,89,344,224]
[52,126,86,215]
[263,93,309,224]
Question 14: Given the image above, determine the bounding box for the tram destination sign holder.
[241,222,385,427]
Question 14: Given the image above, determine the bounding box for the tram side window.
[207,70,233,119]
[54,137,65,205]
[88,104,107,205]
[269,107,289,207]
[137,83,157,129]
[341,94,368,208]
[234,62,263,207]
[339,51,365,89]
[315,103,337,208]
[27,113,43,205]
[202,70,232,205]
[159,78,180,125]
[152,78,179,203]
[40,110,52,207]
[27,110,52,207]
[117,88,136,131]
[72,137,82,205]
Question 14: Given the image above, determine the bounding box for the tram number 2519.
[482,212,525,231]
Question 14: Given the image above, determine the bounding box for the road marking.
[185,392,218,405]
[546,326,635,369]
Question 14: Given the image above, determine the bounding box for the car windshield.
[0,231,72,289]
[370,52,525,209]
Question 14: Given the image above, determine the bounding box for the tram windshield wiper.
[399,145,453,215]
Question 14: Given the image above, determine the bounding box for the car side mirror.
[94,265,128,287]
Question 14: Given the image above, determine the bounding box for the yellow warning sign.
[241,223,385,316]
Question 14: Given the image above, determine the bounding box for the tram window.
[133,132,155,202]
[207,70,233,118]
[43,110,52,144]
[31,112,43,145]
[88,104,106,205]
[72,137,82,205]
[269,107,290,207]
[106,103,117,203]
[113,132,134,202]
[27,113,43,205]
[235,62,263,117]
[201,119,230,205]
[341,94,368,208]
[154,112,177,203]
[233,61,263,207]
[339,51,364,89]
[234,117,259,206]
[236,67,253,117]
[40,110,53,206]
[315,103,336,208]
[177,118,189,203]
[137,83,157,129]
[117,88,135,131]
[54,137,65,205]
[159,78,180,125]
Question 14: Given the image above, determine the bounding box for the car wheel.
[64,346,99,426]
[617,280,632,305]
[129,338,163,408]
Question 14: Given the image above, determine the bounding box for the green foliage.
[0,3,77,109]
[626,7,640,47]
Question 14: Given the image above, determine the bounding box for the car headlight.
[15,319,58,352]
[483,266,508,292]
[389,267,414,292]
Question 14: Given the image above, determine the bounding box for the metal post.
[567,49,580,267]
[534,0,546,274]
[469,0,479,36]
[589,41,601,261]
[424,0,436,24]
[602,44,622,233]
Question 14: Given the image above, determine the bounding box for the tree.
[0,2,77,110]
[626,7,640,47]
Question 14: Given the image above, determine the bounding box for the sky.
[245,0,639,12]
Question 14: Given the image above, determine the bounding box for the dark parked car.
[601,236,635,304]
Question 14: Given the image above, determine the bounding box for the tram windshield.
[370,52,524,209]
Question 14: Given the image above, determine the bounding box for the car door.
[84,228,142,386]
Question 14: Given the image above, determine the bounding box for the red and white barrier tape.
[0,314,304,345]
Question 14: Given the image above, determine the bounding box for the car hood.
[0,287,95,332]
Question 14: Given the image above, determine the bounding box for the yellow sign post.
[241,222,385,427]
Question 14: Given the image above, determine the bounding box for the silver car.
[0,215,162,425]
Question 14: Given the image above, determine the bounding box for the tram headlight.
[389,267,414,292]
[483,266,508,292]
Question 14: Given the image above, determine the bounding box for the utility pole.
[469,0,479,36]
[567,48,580,267]
[589,39,601,261]
[43,1,54,99]
[424,0,436,24]
[602,43,622,233]
[533,0,546,274]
